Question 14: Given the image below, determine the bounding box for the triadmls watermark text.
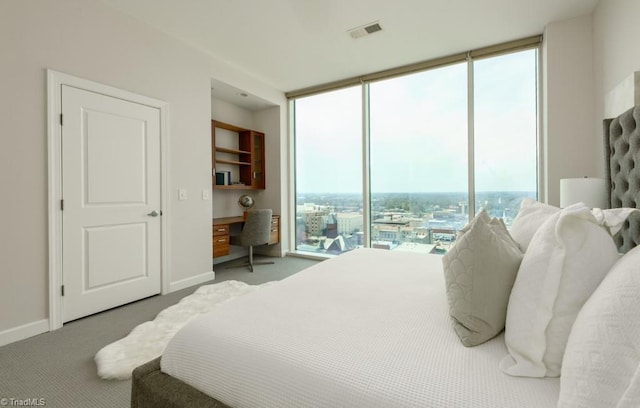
[0,398,46,406]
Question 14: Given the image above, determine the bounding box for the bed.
[131,105,640,408]
[604,105,640,252]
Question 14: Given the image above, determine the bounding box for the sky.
[294,49,538,194]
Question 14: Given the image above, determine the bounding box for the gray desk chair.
[227,209,275,272]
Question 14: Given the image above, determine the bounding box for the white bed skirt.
[162,248,559,408]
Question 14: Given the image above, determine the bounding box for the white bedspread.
[162,248,559,408]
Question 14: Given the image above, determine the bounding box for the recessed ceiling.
[99,0,598,93]
[210,78,275,111]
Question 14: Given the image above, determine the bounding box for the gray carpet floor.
[0,255,320,408]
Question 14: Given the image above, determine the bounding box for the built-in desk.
[212,215,279,264]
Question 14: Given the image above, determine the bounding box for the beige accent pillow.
[442,211,523,347]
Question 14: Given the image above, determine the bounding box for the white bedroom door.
[61,85,162,322]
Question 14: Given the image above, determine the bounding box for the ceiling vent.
[348,21,383,39]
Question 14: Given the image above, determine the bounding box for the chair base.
[225,260,275,272]
[224,246,274,272]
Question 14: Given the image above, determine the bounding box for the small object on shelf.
[215,171,231,185]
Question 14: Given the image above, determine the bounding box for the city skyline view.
[295,190,536,255]
[293,47,538,255]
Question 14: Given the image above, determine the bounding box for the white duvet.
[161,248,559,408]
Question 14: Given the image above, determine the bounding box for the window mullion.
[467,54,476,219]
[288,99,297,255]
[362,83,371,248]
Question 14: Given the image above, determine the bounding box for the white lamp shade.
[560,178,608,209]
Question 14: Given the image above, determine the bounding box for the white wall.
[542,14,596,206]
[543,0,640,204]
[255,106,288,256]
[212,98,256,130]
[0,0,285,342]
[592,0,640,176]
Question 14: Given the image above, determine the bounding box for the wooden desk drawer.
[268,216,279,245]
[268,230,279,245]
[213,224,229,236]
[213,223,230,257]
[213,235,229,257]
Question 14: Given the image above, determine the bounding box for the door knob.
[147,210,159,217]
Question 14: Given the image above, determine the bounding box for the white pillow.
[500,203,621,377]
[591,207,638,237]
[443,210,523,347]
[559,245,640,408]
[509,198,560,252]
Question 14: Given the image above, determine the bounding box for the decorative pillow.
[455,208,489,241]
[559,245,640,407]
[442,210,523,347]
[591,207,639,237]
[509,198,560,252]
[500,203,621,377]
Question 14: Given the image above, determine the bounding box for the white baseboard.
[168,271,215,292]
[0,319,50,347]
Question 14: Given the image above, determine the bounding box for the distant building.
[372,241,397,250]
[304,212,329,236]
[336,212,363,235]
[326,213,338,238]
[372,217,408,242]
[323,235,347,252]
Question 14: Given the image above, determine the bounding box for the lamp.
[560,177,607,209]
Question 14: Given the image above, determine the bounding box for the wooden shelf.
[214,184,252,190]
[216,159,251,166]
[212,120,266,190]
[216,147,251,155]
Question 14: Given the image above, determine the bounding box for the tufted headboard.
[603,105,640,253]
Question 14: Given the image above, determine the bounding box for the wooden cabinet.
[212,223,230,257]
[212,120,266,190]
[212,215,280,259]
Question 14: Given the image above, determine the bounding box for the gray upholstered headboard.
[604,105,640,253]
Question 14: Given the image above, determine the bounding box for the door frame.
[47,70,170,330]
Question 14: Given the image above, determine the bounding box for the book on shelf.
[215,171,231,185]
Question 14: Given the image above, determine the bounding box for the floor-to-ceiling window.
[292,42,539,256]
[293,86,363,254]
[369,63,468,252]
[473,49,538,224]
